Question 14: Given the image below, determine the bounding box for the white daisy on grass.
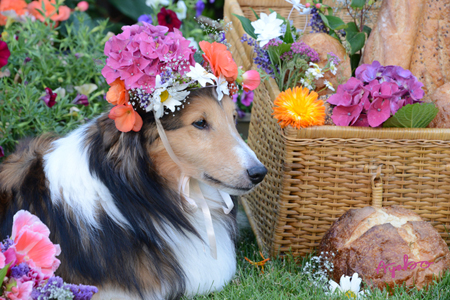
[186,63,217,87]
[149,75,190,118]
[328,273,367,299]
[251,12,283,47]
[324,80,335,91]
[215,75,229,101]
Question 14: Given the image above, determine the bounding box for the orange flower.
[199,41,238,82]
[28,0,71,23]
[108,103,143,132]
[106,79,129,106]
[0,0,28,26]
[272,86,325,129]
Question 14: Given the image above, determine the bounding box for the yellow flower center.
[345,291,356,299]
[160,90,169,103]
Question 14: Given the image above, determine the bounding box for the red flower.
[40,87,57,108]
[157,7,181,32]
[0,41,11,68]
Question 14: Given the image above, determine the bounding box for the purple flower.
[328,52,341,65]
[32,276,98,300]
[72,94,89,106]
[11,263,30,279]
[138,14,153,24]
[355,60,381,83]
[241,35,274,76]
[327,77,364,107]
[196,0,205,17]
[0,146,4,158]
[65,283,99,300]
[40,88,57,108]
[232,93,238,103]
[291,41,319,62]
[309,8,327,33]
[24,57,32,64]
[241,90,254,106]
[237,109,246,118]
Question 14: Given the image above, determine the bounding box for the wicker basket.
[225,0,450,257]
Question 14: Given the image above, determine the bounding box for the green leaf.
[363,25,372,38]
[108,0,153,20]
[194,52,203,64]
[283,21,294,44]
[350,53,361,75]
[324,15,348,31]
[319,13,330,28]
[351,0,365,8]
[250,8,260,20]
[346,31,366,55]
[327,7,334,16]
[278,43,292,56]
[0,263,11,287]
[232,14,257,39]
[345,22,359,33]
[383,103,439,128]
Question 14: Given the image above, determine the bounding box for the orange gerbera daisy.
[0,0,28,26]
[272,86,325,129]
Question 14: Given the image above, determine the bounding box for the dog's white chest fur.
[168,181,237,297]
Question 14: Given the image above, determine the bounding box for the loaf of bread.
[319,206,450,291]
[409,0,450,95]
[362,0,425,69]
[424,83,450,128]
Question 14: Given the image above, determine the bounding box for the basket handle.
[371,164,383,208]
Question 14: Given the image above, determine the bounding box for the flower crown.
[101,22,260,132]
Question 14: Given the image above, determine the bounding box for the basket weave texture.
[225,0,450,257]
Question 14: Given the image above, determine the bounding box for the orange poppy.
[108,104,143,133]
[199,41,238,82]
[0,0,28,26]
[106,79,129,106]
[28,0,71,23]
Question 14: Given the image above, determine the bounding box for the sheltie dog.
[0,87,267,300]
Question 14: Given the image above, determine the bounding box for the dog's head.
[147,87,266,196]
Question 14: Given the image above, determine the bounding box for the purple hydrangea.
[11,263,30,279]
[328,61,425,127]
[138,14,152,24]
[291,41,319,62]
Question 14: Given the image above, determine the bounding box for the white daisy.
[145,0,170,8]
[307,63,324,80]
[328,273,366,299]
[215,75,229,101]
[251,12,283,47]
[186,63,217,87]
[300,77,314,90]
[330,62,338,76]
[324,80,335,91]
[151,76,190,118]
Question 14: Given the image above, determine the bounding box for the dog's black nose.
[247,166,267,185]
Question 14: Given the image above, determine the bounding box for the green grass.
[191,209,450,300]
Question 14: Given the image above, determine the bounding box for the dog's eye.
[193,119,208,129]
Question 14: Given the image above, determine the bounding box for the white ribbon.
[154,114,234,259]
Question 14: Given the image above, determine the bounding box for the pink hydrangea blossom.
[102,24,195,93]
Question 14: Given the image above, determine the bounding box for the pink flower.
[367,97,391,127]
[5,281,33,300]
[0,252,5,269]
[242,70,260,92]
[76,1,89,11]
[10,210,61,277]
[353,114,369,127]
[331,104,363,126]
